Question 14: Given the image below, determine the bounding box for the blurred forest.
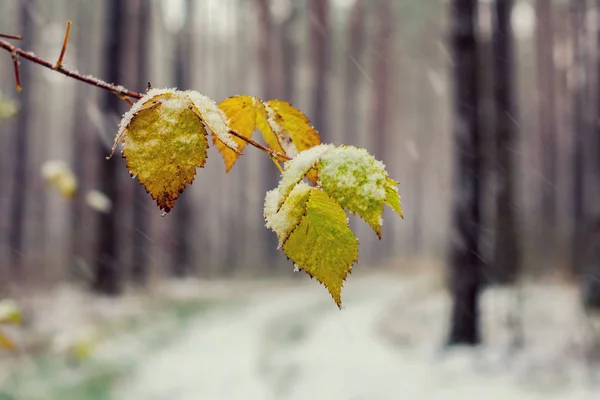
[1,0,600,399]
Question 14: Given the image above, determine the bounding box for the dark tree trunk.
[371,0,392,160]
[343,0,366,145]
[92,0,124,295]
[580,0,600,310]
[9,1,33,274]
[491,0,520,284]
[535,0,558,268]
[309,0,329,137]
[446,0,482,346]
[129,0,151,284]
[171,0,194,278]
[570,0,588,275]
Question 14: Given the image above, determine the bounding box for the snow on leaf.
[186,90,238,152]
[318,146,387,238]
[116,89,209,214]
[275,144,401,238]
[384,177,403,218]
[276,144,334,209]
[216,95,285,171]
[264,182,312,248]
[281,189,358,308]
[41,160,78,198]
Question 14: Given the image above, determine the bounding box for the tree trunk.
[309,0,329,137]
[491,0,520,284]
[570,0,588,275]
[171,0,194,278]
[129,0,151,284]
[8,1,33,275]
[371,0,393,160]
[535,0,558,269]
[580,0,600,310]
[280,1,299,102]
[343,0,366,145]
[446,0,482,346]
[92,0,124,295]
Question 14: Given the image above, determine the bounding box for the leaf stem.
[0,29,293,162]
[55,21,71,68]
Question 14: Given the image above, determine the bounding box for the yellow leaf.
[0,330,15,351]
[216,95,285,172]
[265,99,320,153]
[216,95,287,171]
[117,89,209,214]
[282,189,358,308]
[215,97,321,175]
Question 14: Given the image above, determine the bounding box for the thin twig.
[0,38,142,99]
[0,33,22,40]
[228,130,291,161]
[0,31,291,161]
[55,21,71,68]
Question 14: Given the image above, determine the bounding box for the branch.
[0,28,293,162]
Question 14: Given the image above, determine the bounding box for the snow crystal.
[276,144,334,208]
[293,264,300,272]
[185,90,238,151]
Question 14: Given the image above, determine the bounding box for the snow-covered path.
[113,274,598,400]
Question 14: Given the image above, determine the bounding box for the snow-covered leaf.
[275,144,402,238]
[111,88,231,214]
[281,188,358,308]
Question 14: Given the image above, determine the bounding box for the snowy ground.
[105,272,600,400]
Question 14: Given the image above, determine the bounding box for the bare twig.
[55,20,71,68]
[0,37,142,99]
[228,130,291,161]
[0,27,293,162]
[0,33,22,40]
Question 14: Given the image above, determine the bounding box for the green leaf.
[384,177,403,218]
[318,146,388,238]
[281,189,358,308]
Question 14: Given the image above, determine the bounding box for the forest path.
[112,272,594,400]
